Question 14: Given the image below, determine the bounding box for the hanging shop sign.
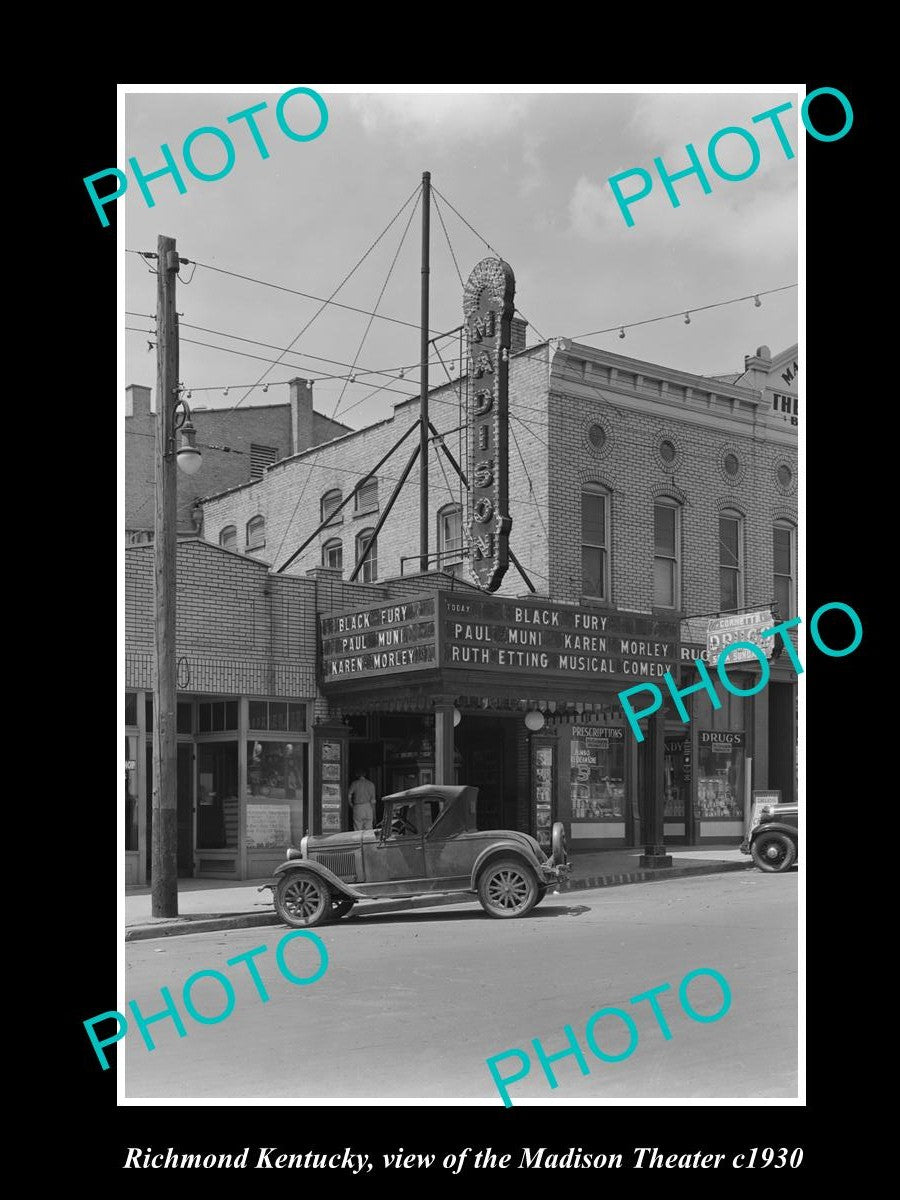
[463,257,515,593]
[706,608,776,666]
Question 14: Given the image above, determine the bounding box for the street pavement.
[122,869,798,1101]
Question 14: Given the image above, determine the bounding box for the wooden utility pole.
[418,171,431,573]
[152,234,180,917]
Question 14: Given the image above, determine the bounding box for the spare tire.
[550,821,567,865]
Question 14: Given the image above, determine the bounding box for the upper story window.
[437,504,463,570]
[653,498,681,609]
[719,511,744,613]
[321,489,343,527]
[355,477,379,515]
[246,515,266,550]
[356,529,378,583]
[773,520,796,619]
[250,444,278,481]
[219,525,237,552]
[581,483,610,600]
[322,538,343,571]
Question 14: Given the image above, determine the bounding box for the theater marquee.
[320,591,679,687]
[463,257,515,593]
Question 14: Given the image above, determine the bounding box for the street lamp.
[174,397,202,476]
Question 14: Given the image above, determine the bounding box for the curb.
[125,859,755,942]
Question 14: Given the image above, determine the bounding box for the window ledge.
[354,506,379,518]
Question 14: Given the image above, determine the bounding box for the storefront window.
[246,741,307,848]
[664,734,690,818]
[197,743,239,849]
[569,725,625,820]
[248,700,307,732]
[697,731,744,819]
[146,698,194,733]
[125,692,137,727]
[198,700,238,733]
[247,741,303,798]
[125,735,139,851]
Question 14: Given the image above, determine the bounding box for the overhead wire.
[271,185,424,568]
[230,183,423,411]
[125,241,437,335]
[431,184,547,342]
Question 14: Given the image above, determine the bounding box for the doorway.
[177,744,194,876]
[143,742,196,879]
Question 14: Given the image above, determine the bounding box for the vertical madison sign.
[463,257,515,592]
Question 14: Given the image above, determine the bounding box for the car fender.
[470,841,542,891]
[750,822,798,845]
[272,859,366,901]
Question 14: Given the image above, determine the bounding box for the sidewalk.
[125,846,752,941]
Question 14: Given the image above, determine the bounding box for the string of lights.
[176,320,460,385]
[575,283,797,340]
[127,326,783,469]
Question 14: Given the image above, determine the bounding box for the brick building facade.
[125,327,797,881]
[125,378,349,541]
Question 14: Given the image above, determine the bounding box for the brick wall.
[125,539,321,696]
[195,339,797,626]
[546,346,798,617]
[125,398,349,535]
[200,346,551,598]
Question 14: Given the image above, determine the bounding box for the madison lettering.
[463,257,515,592]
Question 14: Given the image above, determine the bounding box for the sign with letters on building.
[706,608,776,666]
[320,591,680,688]
[463,257,515,592]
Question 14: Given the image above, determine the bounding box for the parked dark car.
[741,803,798,872]
[265,784,570,927]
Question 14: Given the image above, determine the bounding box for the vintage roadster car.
[266,784,570,927]
[741,802,799,872]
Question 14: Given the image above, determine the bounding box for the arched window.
[322,538,343,572]
[719,510,744,612]
[321,489,342,527]
[219,525,237,552]
[356,528,377,582]
[355,477,379,514]
[773,520,796,619]
[246,515,266,550]
[437,503,463,570]
[653,498,682,609]
[581,483,610,600]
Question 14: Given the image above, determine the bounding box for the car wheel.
[478,858,539,919]
[274,871,330,927]
[330,897,356,920]
[533,885,549,909]
[751,832,796,873]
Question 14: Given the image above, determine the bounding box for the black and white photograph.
[84,78,867,1170]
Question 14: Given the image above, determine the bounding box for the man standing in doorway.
[349,768,376,831]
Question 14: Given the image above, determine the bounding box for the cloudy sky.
[123,87,799,430]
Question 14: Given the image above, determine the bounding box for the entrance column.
[434,698,456,786]
[640,708,672,868]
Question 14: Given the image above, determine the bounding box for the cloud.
[347,93,532,139]
[567,157,797,268]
